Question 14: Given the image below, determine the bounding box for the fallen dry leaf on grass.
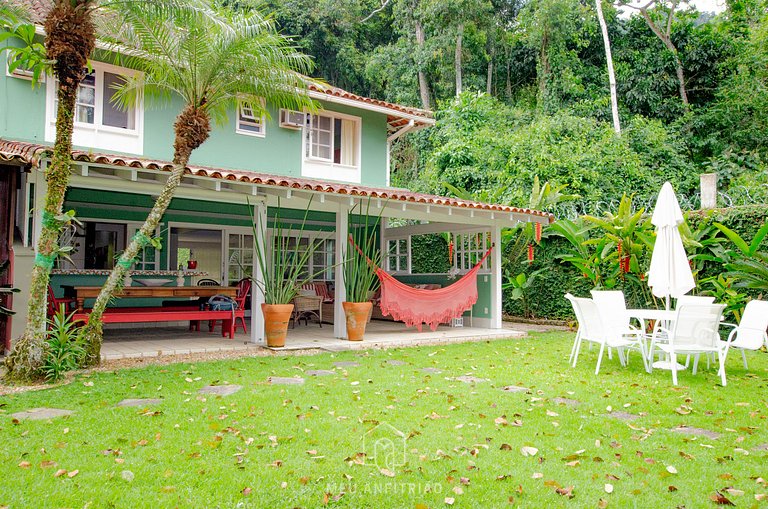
[709,492,735,506]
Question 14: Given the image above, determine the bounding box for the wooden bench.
[71,308,236,338]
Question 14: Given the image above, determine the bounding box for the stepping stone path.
[421,368,442,374]
[198,385,242,396]
[11,408,73,420]
[753,444,768,452]
[333,361,360,368]
[454,375,489,384]
[268,377,305,385]
[116,398,163,408]
[552,397,581,407]
[501,385,529,393]
[669,425,720,440]
[305,370,335,377]
[608,411,640,421]
[386,360,407,366]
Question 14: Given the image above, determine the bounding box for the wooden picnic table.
[67,285,237,311]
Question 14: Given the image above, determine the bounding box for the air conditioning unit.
[279,109,306,129]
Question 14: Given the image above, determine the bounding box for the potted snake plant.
[342,201,382,341]
[251,198,323,347]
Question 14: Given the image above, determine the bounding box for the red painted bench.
[72,309,236,338]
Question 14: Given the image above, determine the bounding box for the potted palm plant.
[343,201,383,341]
[251,198,323,347]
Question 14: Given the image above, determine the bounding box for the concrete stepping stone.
[552,397,581,407]
[305,370,335,377]
[454,375,489,383]
[421,368,442,374]
[501,385,529,393]
[11,408,74,420]
[386,360,407,366]
[116,398,163,408]
[608,411,640,421]
[268,377,305,385]
[198,385,242,396]
[753,443,768,452]
[669,425,720,440]
[333,361,360,368]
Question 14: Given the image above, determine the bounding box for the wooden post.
[490,226,502,329]
[700,173,717,209]
[250,200,267,344]
[334,202,349,339]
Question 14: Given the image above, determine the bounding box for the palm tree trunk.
[81,105,210,364]
[4,1,95,381]
[595,0,621,134]
[4,83,78,380]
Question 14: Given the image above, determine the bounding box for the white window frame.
[386,236,411,275]
[45,60,144,154]
[5,52,44,82]
[236,98,266,138]
[301,110,362,183]
[271,230,336,281]
[454,231,491,274]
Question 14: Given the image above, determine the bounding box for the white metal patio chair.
[720,300,768,370]
[650,303,727,385]
[590,290,641,359]
[566,294,649,375]
[648,294,717,365]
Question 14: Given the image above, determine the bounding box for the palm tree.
[3,0,208,382]
[78,2,317,363]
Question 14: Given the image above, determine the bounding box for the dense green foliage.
[254,0,768,206]
[507,205,768,321]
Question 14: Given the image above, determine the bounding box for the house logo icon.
[362,422,407,471]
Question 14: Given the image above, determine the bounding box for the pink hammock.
[351,236,493,331]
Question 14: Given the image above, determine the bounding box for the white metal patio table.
[626,308,682,370]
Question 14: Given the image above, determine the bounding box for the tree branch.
[361,0,391,23]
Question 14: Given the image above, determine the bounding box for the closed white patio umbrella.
[648,182,695,310]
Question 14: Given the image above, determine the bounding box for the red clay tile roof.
[0,139,554,222]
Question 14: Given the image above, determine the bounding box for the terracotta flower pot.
[343,301,373,341]
[261,303,294,348]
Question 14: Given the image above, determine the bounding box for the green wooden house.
[0,2,551,351]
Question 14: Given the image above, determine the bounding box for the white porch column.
[490,226,502,329]
[333,203,349,338]
[32,164,48,248]
[249,201,267,344]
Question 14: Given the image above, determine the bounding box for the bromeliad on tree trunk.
[79,2,318,364]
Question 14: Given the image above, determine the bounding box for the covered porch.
[0,139,553,352]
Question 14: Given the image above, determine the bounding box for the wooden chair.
[208,279,251,335]
[47,285,76,319]
[291,285,322,327]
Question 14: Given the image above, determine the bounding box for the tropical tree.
[78,2,317,363]
[2,0,212,382]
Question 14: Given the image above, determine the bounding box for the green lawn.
[1,331,767,508]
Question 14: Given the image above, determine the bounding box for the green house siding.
[1,49,390,186]
[0,53,47,143]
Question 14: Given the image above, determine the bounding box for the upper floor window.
[302,111,361,183]
[236,100,265,137]
[46,61,143,154]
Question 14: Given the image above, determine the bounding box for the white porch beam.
[382,221,486,239]
[490,226,502,329]
[334,203,349,339]
[250,200,267,344]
